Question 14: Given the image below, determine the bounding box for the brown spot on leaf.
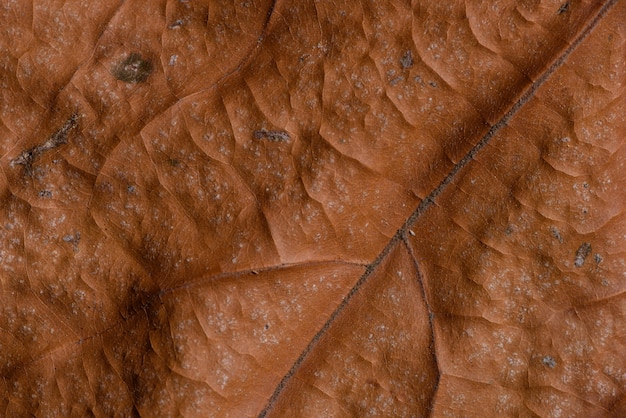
[112,53,153,83]
[253,129,291,142]
[1,0,624,416]
[542,355,557,368]
[400,50,414,69]
[574,242,592,267]
[11,114,79,174]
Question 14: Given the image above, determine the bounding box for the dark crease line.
[261,0,278,40]
[402,237,441,417]
[401,0,618,231]
[259,0,617,415]
[198,0,278,92]
[258,234,403,418]
[172,259,368,292]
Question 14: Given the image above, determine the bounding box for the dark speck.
[112,53,153,83]
[549,226,563,243]
[168,19,184,29]
[38,190,52,198]
[574,242,591,267]
[390,76,404,86]
[594,254,603,264]
[400,50,413,69]
[62,232,81,250]
[542,356,557,368]
[558,2,570,14]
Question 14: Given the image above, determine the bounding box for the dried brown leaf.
[0,0,624,417]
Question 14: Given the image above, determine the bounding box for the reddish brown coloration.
[0,0,624,417]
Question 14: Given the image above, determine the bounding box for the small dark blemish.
[62,231,81,251]
[264,324,269,330]
[12,150,35,170]
[390,76,404,86]
[169,159,181,167]
[428,81,438,88]
[549,226,563,243]
[594,253,603,264]
[12,114,79,174]
[574,242,591,268]
[542,355,557,368]
[168,19,184,29]
[122,280,163,328]
[558,2,570,14]
[127,185,136,193]
[253,129,290,142]
[365,378,380,388]
[112,53,153,83]
[38,190,52,198]
[400,50,413,69]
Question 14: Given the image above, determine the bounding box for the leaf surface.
[0,0,624,416]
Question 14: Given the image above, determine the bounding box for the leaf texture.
[0,0,624,416]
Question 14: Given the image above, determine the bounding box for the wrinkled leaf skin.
[0,0,624,417]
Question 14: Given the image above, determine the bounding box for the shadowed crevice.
[402,237,441,417]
